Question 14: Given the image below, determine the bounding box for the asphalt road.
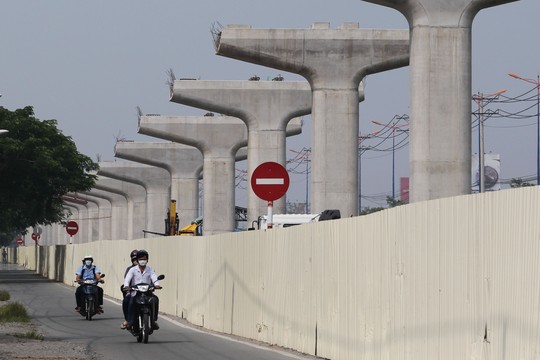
[0,263,318,360]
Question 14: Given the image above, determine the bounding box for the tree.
[0,106,98,239]
[510,178,534,188]
[359,196,405,216]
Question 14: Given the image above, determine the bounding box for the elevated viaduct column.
[94,176,146,240]
[170,80,307,221]
[98,162,171,236]
[114,141,203,228]
[216,23,409,216]
[78,192,112,241]
[362,0,518,202]
[81,188,132,240]
[69,197,99,242]
[138,115,247,235]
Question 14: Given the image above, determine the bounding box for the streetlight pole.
[509,72,540,185]
[472,89,505,193]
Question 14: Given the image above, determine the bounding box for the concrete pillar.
[98,162,171,236]
[138,115,247,235]
[78,193,111,241]
[93,176,146,240]
[67,194,99,242]
[170,80,308,222]
[362,0,518,202]
[114,141,203,228]
[40,225,50,246]
[216,23,409,216]
[82,188,129,240]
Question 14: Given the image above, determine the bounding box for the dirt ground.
[0,321,93,360]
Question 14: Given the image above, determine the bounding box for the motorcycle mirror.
[157,275,165,280]
[100,274,106,278]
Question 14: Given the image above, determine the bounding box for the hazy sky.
[1,0,538,210]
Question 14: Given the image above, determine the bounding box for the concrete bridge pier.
[98,162,171,236]
[362,0,519,202]
[138,115,248,235]
[78,192,112,241]
[81,188,132,240]
[170,80,308,222]
[114,141,203,228]
[94,176,146,240]
[216,23,409,216]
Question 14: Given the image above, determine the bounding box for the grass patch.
[0,290,10,301]
[0,302,30,323]
[15,329,44,340]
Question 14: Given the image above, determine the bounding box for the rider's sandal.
[121,321,128,329]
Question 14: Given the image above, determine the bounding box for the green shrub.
[0,302,30,323]
[0,290,10,301]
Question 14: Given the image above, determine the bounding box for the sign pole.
[267,201,273,229]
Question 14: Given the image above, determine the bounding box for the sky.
[1,0,538,211]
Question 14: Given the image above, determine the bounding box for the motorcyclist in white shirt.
[122,249,161,330]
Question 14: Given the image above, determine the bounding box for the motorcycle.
[128,274,164,343]
[75,273,105,321]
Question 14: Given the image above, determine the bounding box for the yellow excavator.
[178,216,203,236]
[165,201,247,236]
[165,200,202,236]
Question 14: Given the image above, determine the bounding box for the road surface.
[0,263,318,360]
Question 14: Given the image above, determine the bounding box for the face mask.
[85,260,92,266]
[138,260,147,267]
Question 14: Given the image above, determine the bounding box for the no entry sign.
[251,162,290,201]
[66,221,79,236]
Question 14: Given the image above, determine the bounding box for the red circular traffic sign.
[16,238,24,245]
[66,221,79,236]
[31,233,40,241]
[251,162,290,201]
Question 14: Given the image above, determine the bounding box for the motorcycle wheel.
[142,313,150,343]
[86,300,93,321]
[135,316,143,343]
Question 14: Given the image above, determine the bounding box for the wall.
[14,187,540,359]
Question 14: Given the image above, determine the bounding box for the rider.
[123,249,161,330]
[120,249,138,329]
[75,255,104,312]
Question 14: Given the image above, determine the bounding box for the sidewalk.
[0,263,92,359]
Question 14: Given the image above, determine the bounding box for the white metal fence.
[13,186,540,359]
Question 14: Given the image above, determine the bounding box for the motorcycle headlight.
[136,284,150,292]
[84,280,94,284]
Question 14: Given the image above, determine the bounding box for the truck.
[252,209,341,230]
[254,213,320,230]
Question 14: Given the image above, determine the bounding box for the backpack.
[80,265,96,279]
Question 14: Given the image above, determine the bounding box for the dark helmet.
[136,249,149,260]
[130,249,138,262]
